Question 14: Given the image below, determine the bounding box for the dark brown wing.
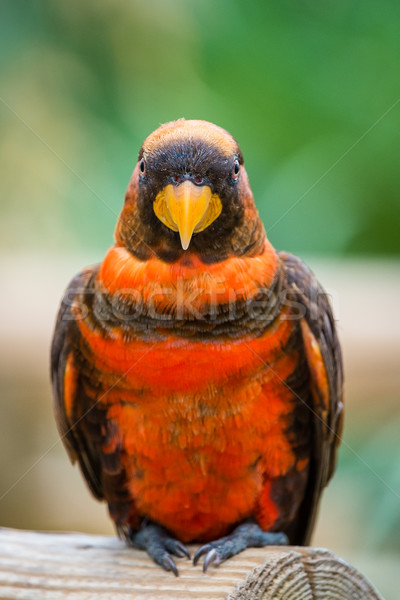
[50,266,105,500]
[51,267,134,526]
[280,252,344,544]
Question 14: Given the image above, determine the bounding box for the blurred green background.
[1,0,400,257]
[1,2,399,599]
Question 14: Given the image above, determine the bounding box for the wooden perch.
[0,528,383,600]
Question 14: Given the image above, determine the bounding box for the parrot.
[51,119,343,575]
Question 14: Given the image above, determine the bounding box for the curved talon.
[161,553,179,577]
[203,548,219,572]
[165,538,190,559]
[193,522,289,572]
[171,541,191,560]
[129,522,189,575]
[193,544,212,566]
[164,538,190,559]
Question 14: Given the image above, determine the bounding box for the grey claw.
[174,541,191,559]
[161,554,179,577]
[165,538,191,559]
[168,540,190,559]
[193,544,211,566]
[203,548,219,572]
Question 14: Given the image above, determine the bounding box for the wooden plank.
[0,528,384,600]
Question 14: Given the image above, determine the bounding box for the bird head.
[116,119,265,262]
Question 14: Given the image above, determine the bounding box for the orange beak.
[153,181,222,250]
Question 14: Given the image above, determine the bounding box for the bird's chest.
[103,332,300,540]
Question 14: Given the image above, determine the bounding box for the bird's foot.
[193,520,288,572]
[128,521,190,576]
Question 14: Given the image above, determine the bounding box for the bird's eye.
[139,158,146,177]
[232,159,240,180]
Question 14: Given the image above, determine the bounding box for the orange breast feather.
[73,244,300,541]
